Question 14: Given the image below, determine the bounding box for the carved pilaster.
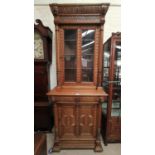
[75,97,80,136]
[94,28,100,86]
[55,26,61,86]
[94,98,103,152]
[77,29,82,83]
[53,103,61,152]
[98,26,104,86]
[59,28,64,85]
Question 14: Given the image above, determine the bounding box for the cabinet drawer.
[56,102,98,106]
[52,96,103,103]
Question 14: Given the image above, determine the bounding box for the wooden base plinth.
[52,141,103,152]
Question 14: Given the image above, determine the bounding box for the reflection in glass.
[82,69,93,82]
[34,31,44,59]
[102,37,121,117]
[65,69,76,82]
[81,30,95,82]
[103,41,110,88]
[111,109,121,116]
[114,41,121,82]
[111,41,121,117]
[65,30,76,40]
[64,30,76,55]
[64,30,77,81]
[65,56,76,69]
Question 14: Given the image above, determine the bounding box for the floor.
[46,133,121,155]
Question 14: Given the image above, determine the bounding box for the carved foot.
[94,141,103,152]
[52,142,61,152]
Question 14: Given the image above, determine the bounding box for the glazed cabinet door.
[58,26,100,85]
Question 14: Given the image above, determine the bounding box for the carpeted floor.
[46,133,121,155]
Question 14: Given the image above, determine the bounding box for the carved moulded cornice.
[50,3,110,16]
[49,3,110,25]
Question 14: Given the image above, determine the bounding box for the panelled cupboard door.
[58,104,76,139]
[79,105,97,138]
[57,104,97,139]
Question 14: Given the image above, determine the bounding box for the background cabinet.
[47,3,109,152]
[34,19,53,131]
[102,32,121,144]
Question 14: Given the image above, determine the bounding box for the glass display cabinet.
[47,3,109,152]
[102,32,121,144]
[34,19,53,131]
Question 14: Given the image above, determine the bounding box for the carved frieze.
[54,16,102,24]
[50,3,109,24]
[50,3,109,16]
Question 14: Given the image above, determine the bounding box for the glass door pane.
[64,30,77,81]
[103,41,111,90]
[102,40,111,114]
[81,30,95,82]
[111,41,121,117]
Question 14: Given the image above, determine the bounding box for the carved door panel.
[58,104,76,138]
[58,104,97,139]
[78,105,97,138]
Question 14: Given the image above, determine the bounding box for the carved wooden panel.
[60,28,64,85]
[57,103,98,139]
[55,26,61,86]
[93,28,100,85]
[55,16,101,24]
[79,105,97,137]
[50,4,109,16]
[58,105,76,138]
[50,4,109,25]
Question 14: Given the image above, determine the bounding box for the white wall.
[34,0,121,89]
[34,5,57,89]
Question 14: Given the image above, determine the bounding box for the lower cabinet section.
[58,104,97,139]
[52,101,103,152]
[101,113,121,144]
[107,117,121,142]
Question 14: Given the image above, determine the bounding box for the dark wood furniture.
[34,19,53,131]
[102,32,121,144]
[34,133,47,155]
[47,3,109,152]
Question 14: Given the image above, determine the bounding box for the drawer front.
[52,96,104,103]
